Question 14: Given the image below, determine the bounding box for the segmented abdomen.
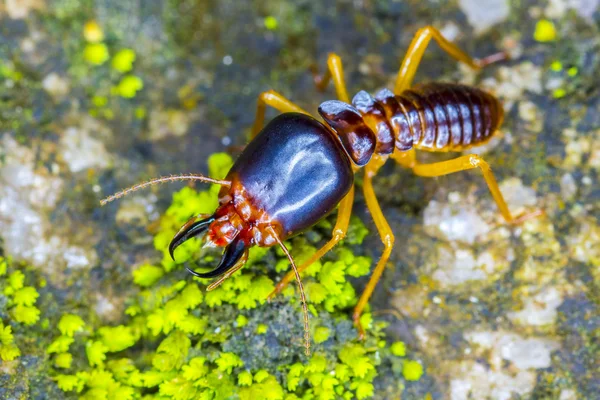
[353,83,504,153]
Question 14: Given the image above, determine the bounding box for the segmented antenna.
[271,228,311,356]
[100,174,231,206]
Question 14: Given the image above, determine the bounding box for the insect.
[101,26,542,355]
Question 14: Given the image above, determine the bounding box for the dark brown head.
[318,100,377,166]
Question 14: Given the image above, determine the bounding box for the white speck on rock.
[440,22,461,41]
[4,0,45,19]
[42,73,70,99]
[518,101,543,132]
[563,132,591,170]
[115,194,160,226]
[424,200,491,244]
[95,295,116,317]
[507,286,564,326]
[448,191,461,204]
[546,0,599,22]
[560,173,577,201]
[59,126,111,173]
[568,218,600,267]
[450,361,536,400]
[559,389,578,400]
[432,246,510,288]
[588,133,600,169]
[63,246,92,269]
[449,330,560,400]
[457,0,510,34]
[499,336,559,369]
[465,330,560,370]
[481,62,542,111]
[148,109,190,141]
[498,178,537,212]
[414,325,431,347]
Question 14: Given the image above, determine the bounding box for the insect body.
[101,26,541,355]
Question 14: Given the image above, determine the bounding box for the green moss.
[313,326,330,344]
[264,16,278,31]
[534,19,557,42]
[0,258,44,361]
[402,360,424,382]
[390,341,406,357]
[112,49,136,73]
[83,43,110,65]
[116,75,144,98]
[1,152,421,399]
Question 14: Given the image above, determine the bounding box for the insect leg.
[268,186,355,300]
[394,25,507,94]
[251,90,309,139]
[353,161,395,339]
[412,154,543,224]
[312,53,350,103]
[390,149,417,169]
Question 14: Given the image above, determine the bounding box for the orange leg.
[390,149,417,169]
[268,186,355,300]
[312,53,351,103]
[394,25,507,94]
[353,156,395,339]
[251,90,309,139]
[411,154,543,224]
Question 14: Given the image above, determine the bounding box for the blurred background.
[0,0,599,399]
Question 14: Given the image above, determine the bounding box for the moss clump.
[2,153,424,399]
[0,258,43,361]
[534,19,557,43]
[112,49,137,73]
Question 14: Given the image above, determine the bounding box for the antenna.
[100,174,231,205]
[270,227,311,356]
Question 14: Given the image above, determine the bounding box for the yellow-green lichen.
[84,43,110,65]
[83,20,104,43]
[33,153,422,399]
[534,19,557,43]
[116,75,144,98]
[112,49,137,73]
[402,360,424,381]
[0,257,45,362]
[264,16,278,31]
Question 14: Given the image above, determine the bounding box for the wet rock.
[0,134,97,271]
